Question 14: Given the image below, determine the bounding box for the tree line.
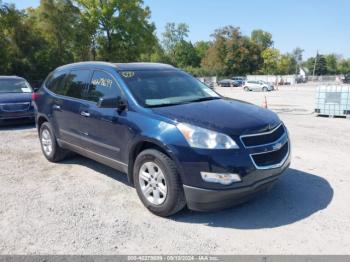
[1,0,350,84]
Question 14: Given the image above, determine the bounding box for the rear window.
[46,69,91,99]
[0,79,32,93]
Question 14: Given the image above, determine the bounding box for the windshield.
[0,79,32,93]
[120,70,220,107]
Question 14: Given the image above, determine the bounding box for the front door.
[79,70,129,165]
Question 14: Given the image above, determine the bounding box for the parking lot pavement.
[0,85,350,254]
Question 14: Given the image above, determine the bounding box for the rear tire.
[134,149,186,217]
[39,122,69,162]
[262,87,268,92]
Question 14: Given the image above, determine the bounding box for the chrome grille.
[240,123,285,148]
[251,142,289,169]
[240,123,290,169]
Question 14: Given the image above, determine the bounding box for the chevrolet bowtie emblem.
[273,142,282,150]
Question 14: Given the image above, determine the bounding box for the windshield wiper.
[146,97,221,108]
[186,97,221,103]
[147,101,191,108]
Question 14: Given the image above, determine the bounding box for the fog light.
[200,172,241,185]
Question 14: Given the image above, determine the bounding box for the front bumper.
[171,124,291,211]
[0,110,35,124]
[184,172,281,211]
[179,146,291,211]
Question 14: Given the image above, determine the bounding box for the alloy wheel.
[138,161,167,205]
[41,129,53,156]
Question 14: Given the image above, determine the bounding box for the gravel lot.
[1,84,350,254]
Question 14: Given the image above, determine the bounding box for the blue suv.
[34,62,290,216]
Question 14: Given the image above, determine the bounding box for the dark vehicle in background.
[231,76,246,87]
[343,75,350,84]
[232,79,244,87]
[34,62,290,217]
[0,76,35,125]
[202,79,214,89]
[296,75,307,84]
[217,79,240,87]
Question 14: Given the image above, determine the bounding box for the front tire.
[134,149,186,217]
[262,87,268,92]
[39,122,68,162]
[244,86,249,91]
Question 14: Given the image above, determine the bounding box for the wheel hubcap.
[41,129,53,156]
[139,162,167,205]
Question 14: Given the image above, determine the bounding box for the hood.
[151,98,281,136]
[0,92,32,103]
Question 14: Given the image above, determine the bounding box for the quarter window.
[86,71,120,102]
[46,70,66,94]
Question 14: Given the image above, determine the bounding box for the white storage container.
[315,85,350,117]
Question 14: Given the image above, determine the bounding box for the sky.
[6,0,350,59]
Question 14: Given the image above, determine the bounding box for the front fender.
[126,119,188,185]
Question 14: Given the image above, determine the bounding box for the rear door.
[52,69,91,145]
[44,69,67,135]
[79,70,129,163]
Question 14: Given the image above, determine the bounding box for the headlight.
[177,123,239,149]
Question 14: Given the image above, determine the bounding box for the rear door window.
[86,71,121,102]
[62,70,91,99]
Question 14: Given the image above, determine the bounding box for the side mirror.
[116,96,127,111]
[33,87,39,92]
[97,96,127,110]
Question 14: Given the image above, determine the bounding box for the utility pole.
[312,50,318,80]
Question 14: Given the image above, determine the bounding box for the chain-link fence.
[212,74,346,86]
[306,75,343,83]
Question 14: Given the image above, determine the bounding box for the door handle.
[79,131,89,136]
[80,111,90,117]
[52,104,61,110]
